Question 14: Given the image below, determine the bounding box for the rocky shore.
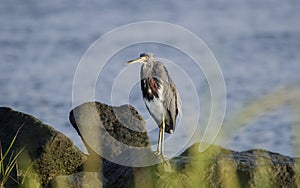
[0,102,299,187]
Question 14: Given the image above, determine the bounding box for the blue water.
[1,0,300,157]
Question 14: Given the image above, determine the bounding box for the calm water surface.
[1,0,300,157]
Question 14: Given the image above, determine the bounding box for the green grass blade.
[1,124,24,163]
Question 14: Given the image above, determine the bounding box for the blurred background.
[1,0,299,157]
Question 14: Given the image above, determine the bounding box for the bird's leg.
[155,114,165,157]
[156,123,162,156]
[161,113,165,157]
[156,117,164,156]
[155,114,168,161]
[155,113,168,161]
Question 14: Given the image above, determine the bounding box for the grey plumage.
[141,61,180,133]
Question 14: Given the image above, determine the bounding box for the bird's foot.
[154,151,168,161]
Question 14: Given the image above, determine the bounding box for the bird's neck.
[141,63,153,79]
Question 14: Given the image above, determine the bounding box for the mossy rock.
[0,107,86,187]
[171,143,299,187]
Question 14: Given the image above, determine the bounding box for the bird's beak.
[126,56,146,65]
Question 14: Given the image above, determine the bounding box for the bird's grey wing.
[162,82,181,132]
[152,61,181,112]
[152,62,181,131]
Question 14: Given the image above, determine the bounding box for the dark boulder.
[0,107,86,187]
[69,101,156,187]
[69,102,151,156]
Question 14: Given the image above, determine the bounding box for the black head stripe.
[140,53,147,57]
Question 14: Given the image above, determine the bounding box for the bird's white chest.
[144,87,165,125]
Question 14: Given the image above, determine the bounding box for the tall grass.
[0,126,24,188]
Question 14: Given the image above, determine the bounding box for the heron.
[126,53,181,158]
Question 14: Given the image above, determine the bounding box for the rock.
[0,107,87,187]
[69,102,151,159]
[48,171,104,188]
[69,101,156,187]
[170,143,300,187]
[69,101,153,169]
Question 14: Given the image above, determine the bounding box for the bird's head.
[126,53,154,65]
